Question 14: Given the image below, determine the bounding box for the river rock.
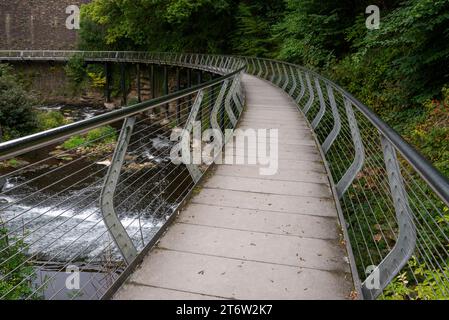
[104,102,117,110]
[160,119,170,126]
[96,160,112,167]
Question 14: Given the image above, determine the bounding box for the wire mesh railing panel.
[246,57,449,300]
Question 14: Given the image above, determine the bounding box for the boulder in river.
[104,102,117,110]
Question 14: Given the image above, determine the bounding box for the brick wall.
[0,0,91,50]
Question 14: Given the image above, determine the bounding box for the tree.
[361,0,449,103]
[0,64,37,142]
[230,1,284,57]
[80,0,236,53]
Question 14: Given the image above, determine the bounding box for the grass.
[62,126,118,150]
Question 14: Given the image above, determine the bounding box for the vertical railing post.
[296,69,306,104]
[362,135,417,300]
[303,73,315,115]
[322,84,341,154]
[163,65,169,117]
[270,61,276,83]
[100,117,138,264]
[263,60,269,79]
[276,63,283,87]
[224,78,238,127]
[311,78,326,129]
[282,64,289,91]
[288,65,297,97]
[336,99,365,198]
[182,90,205,183]
[211,81,231,134]
[257,59,263,78]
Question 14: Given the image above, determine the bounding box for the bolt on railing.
[244,57,449,300]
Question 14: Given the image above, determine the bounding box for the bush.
[36,111,69,131]
[0,229,36,300]
[382,257,449,300]
[64,55,87,85]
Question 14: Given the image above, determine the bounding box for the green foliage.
[331,0,449,110]
[36,111,69,131]
[62,135,86,150]
[64,54,87,85]
[0,229,36,300]
[87,71,106,89]
[382,257,449,300]
[86,126,117,144]
[382,86,449,178]
[230,1,284,57]
[0,64,37,141]
[62,136,86,150]
[81,0,235,52]
[62,126,117,150]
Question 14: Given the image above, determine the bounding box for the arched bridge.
[0,51,448,300]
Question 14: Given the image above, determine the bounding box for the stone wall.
[0,0,91,50]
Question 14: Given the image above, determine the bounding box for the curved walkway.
[114,74,354,300]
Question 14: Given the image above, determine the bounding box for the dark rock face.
[0,0,91,50]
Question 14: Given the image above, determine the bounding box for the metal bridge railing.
[0,50,240,77]
[0,52,245,300]
[1,51,449,300]
[244,57,449,300]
